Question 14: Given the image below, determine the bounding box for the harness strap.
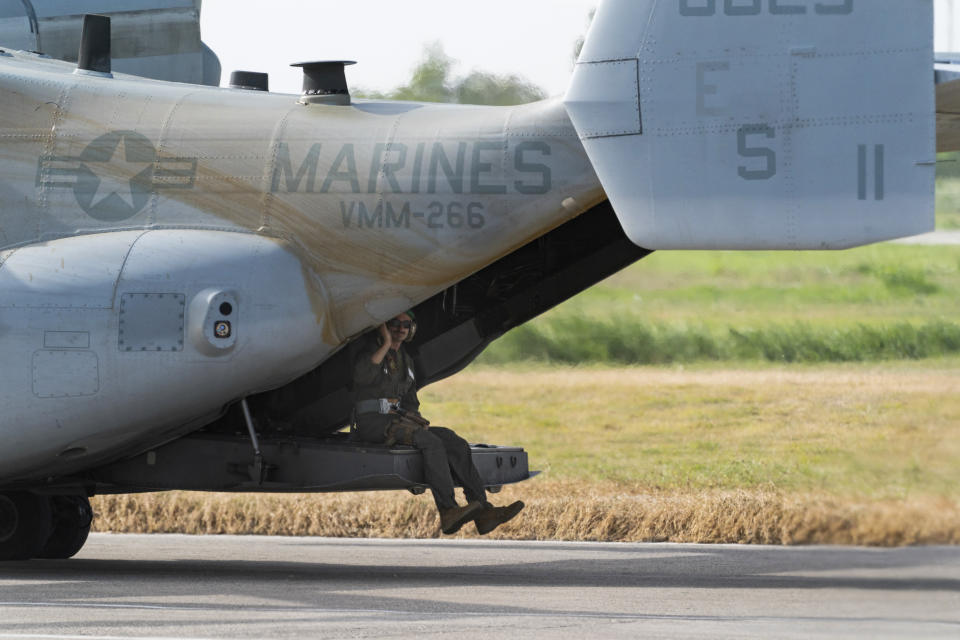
[355,398,400,415]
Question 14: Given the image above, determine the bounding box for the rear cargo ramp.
[88,433,534,494]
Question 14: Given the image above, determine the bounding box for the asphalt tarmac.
[0,534,958,639]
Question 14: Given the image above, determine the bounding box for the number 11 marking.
[858,144,884,201]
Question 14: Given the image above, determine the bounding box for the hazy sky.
[202,1,960,98]
[201,0,598,97]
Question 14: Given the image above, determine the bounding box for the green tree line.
[355,43,546,106]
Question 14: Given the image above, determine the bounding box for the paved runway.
[1,534,958,639]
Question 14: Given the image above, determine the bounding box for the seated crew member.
[352,311,524,535]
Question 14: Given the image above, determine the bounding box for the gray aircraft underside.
[0,0,957,523]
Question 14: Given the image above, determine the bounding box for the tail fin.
[564,0,935,250]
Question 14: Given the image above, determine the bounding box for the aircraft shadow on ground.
[1,543,958,593]
[2,545,960,631]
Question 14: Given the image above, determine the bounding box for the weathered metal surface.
[0,1,220,85]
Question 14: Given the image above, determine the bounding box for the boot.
[474,501,525,535]
[439,501,483,535]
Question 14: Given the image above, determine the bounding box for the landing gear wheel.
[39,496,93,560]
[0,492,53,561]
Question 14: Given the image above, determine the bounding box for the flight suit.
[352,334,487,511]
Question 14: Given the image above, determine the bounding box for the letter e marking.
[697,62,730,117]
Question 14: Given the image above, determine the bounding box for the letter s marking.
[738,125,777,181]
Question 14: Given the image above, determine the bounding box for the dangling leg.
[412,428,482,534]
[428,426,525,535]
[428,427,488,506]
[411,428,457,510]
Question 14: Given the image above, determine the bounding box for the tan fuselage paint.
[0,53,604,345]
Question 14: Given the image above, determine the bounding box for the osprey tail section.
[564,0,935,250]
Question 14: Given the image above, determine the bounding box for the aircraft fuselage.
[0,51,602,484]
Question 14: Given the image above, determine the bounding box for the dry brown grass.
[91,481,960,546]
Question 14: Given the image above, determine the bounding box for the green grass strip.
[480,318,960,364]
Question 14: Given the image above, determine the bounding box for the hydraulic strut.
[240,398,268,485]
